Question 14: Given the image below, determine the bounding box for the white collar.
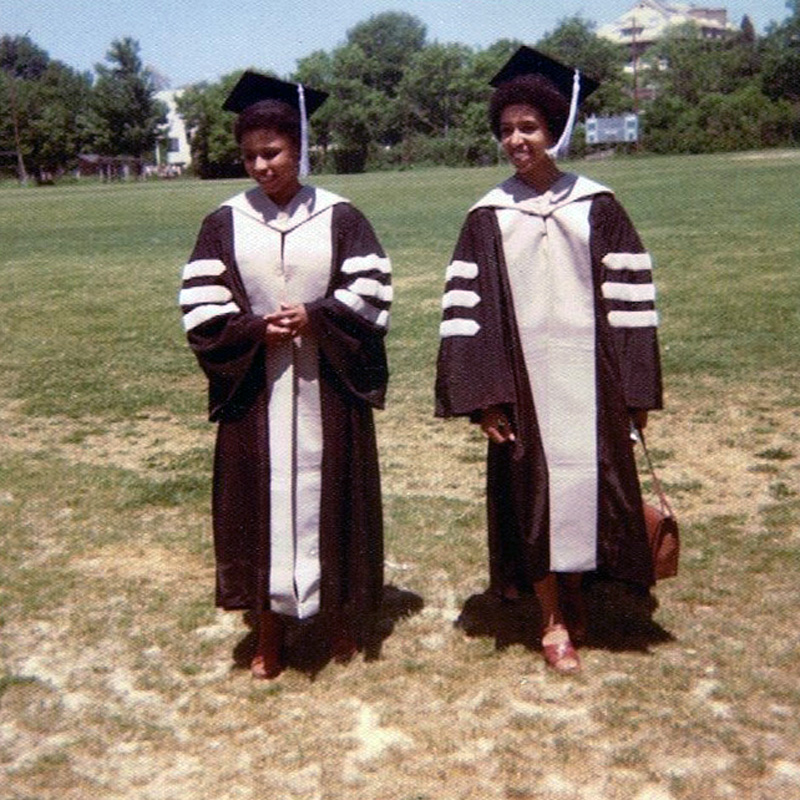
[471,172,612,217]
[222,184,348,232]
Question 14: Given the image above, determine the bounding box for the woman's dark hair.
[488,75,570,141]
[233,99,301,149]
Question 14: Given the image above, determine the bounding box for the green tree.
[396,42,504,167]
[0,34,49,79]
[87,38,166,171]
[292,49,334,153]
[536,16,628,116]
[646,22,762,103]
[0,35,49,182]
[345,11,427,96]
[308,10,428,169]
[398,43,475,136]
[471,38,525,84]
[176,71,244,179]
[325,43,391,171]
[740,15,757,44]
[641,13,798,152]
[761,1,800,103]
[0,35,92,182]
[26,62,93,178]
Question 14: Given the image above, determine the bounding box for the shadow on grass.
[456,576,674,654]
[231,584,424,679]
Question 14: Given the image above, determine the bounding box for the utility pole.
[631,14,639,116]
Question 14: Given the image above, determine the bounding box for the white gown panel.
[227,186,334,617]
[497,186,599,572]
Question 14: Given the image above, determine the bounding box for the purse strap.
[637,429,674,518]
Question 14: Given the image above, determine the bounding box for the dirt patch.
[379,378,800,528]
[2,379,799,799]
[730,149,800,162]
[0,400,211,478]
[5,377,794,532]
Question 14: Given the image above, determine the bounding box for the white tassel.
[547,69,581,160]
[298,83,310,177]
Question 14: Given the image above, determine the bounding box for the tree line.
[2,4,799,182]
[0,36,164,183]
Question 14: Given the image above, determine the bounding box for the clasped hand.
[264,302,308,343]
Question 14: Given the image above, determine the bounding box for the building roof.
[597,1,735,46]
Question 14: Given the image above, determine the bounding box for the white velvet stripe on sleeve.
[445,260,479,281]
[340,254,391,275]
[182,301,241,332]
[607,310,659,328]
[442,289,480,310]
[182,258,227,280]
[347,277,394,303]
[333,288,389,328]
[602,252,653,272]
[440,318,481,338]
[601,282,656,302]
[179,285,233,306]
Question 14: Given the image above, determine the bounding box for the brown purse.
[638,431,679,581]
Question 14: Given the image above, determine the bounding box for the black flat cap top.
[490,46,600,104]
[222,70,329,115]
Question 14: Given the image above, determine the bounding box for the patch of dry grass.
[2,378,800,800]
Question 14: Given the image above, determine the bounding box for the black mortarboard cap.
[222,70,328,115]
[489,46,600,105]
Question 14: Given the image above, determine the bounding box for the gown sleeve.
[590,195,663,411]
[435,208,518,420]
[178,207,268,420]
[305,203,392,409]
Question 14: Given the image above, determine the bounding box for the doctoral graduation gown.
[435,173,662,590]
[180,185,391,621]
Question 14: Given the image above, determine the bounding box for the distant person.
[435,48,663,674]
[180,72,391,679]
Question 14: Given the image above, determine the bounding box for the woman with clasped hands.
[180,72,391,679]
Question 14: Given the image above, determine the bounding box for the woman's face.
[240,128,301,205]
[499,103,555,181]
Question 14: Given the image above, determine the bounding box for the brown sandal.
[541,625,581,674]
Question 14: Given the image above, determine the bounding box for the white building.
[156,89,192,172]
[598,1,736,66]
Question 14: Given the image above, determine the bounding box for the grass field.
[1,150,800,799]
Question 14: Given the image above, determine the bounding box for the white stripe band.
[183,301,240,332]
[608,310,659,328]
[182,259,226,280]
[348,277,393,302]
[341,254,391,275]
[440,318,481,338]
[442,289,480,310]
[603,253,653,272]
[601,282,656,302]
[334,289,388,328]
[446,260,479,281]
[179,285,233,306]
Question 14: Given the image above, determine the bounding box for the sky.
[1,0,792,88]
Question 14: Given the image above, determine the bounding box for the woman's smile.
[499,103,560,190]
[240,128,301,206]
